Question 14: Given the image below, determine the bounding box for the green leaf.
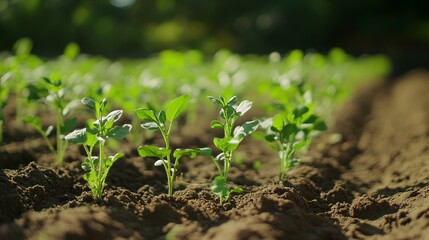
[289,158,300,167]
[214,137,239,152]
[265,134,276,142]
[303,114,318,124]
[138,145,171,159]
[313,120,327,131]
[141,122,159,130]
[293,106,309,118]
[211,176,229,200]
[166,95,189,121]
[65,128,87,144]
[208,96,222,106]
[23,116,42,130]
[105,110,123,123]
[81,97,96,110]
[236,100,252,116]
[231,186,243,194]
[62,117,77,133]
[63,42,80,60]
[135,108,158,122]
[227,96,237,106]
[85,130,97,147]
[282,123,298,139]
[173,147,212,159]
[272,114,284,132]
[233,119,259,138]
[210,120,224,129]
[82,156,97,172]
[292,140,309,152]
[158,110,166,125]
[107,152,124,165]
[107,124,132,140]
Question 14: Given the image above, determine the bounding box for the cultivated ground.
[1,71,429,240]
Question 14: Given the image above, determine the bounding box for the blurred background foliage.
[0,0,428,73]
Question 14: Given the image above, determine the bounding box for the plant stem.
[96,139,105,199]
[56,109,63,165]
[161,125,173,197]
[0,119,3,143]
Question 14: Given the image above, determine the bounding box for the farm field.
[1,43,428,239]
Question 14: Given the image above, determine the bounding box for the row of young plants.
[62,93,325,204]
[0,39,391,203]
[0,39,391,145]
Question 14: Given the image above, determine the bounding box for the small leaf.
[154,159,167,166]
[158,110,166,125]
[210,120,224,129]
[62,100,80,116]
[231,186,243,194]
[271,114,284,132]
[62,117,77,133]
[215,152,225,161]
[109,152,124,163]
[292,140,309,152]
[141,122,159,130]
[81,97,96,110]
[82,156,97,172]
[265,134,276,142]
[23,116,42,130]
[138,145,171,159]
[85,130,97,147]
[173,147,212,159]
[107,124,132,140]
[214,137,239,152]
[313,120,327,131]
[166,95,190,121]
[303,114,318,124]
[208,96,222,106]
[236,100,252,116]
[227,96,237,106]
[65,128,87,144]
[289,158,300,167]
[135,108,158,122]
[234,119,259,138]
[105,110,123,123]
[211,176,229,200]
[45,125,54,136]
[282,123,298,139]
[293,106,309,118]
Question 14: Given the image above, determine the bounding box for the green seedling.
[208,95,259,204]
[23,77,78,164]
[65,98,131,200]
[135,95,211,196]
[0,73,10,143]
[261,103,326,182]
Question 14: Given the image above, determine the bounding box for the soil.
[1,70,429,240]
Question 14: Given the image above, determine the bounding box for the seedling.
[23,77,78,164]
[261,103,326,182]
[208,95,259,204]
[135,95,211,196]
[65,98,131,200]
[0,73,10,143]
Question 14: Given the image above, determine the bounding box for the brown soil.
[1,71,429,240]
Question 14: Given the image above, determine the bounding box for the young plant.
[135,95,211,196]
[23,77,78,164]
[0,73,10,143]
[208,95,259,204]
[65,98,131,200]
[261,103,326,182]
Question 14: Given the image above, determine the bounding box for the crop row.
[0,39,391,203]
